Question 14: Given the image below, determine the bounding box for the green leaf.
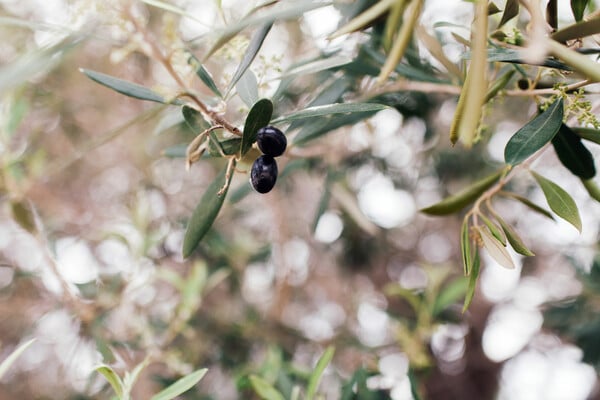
[123,358,150,398]
[80,69,178,104]
[241,98,273,156]
[306,346,335,400]
[478,226,515,269]
[504,98,564,166]
[182,105,210,134]
[498,0,519,27]
[483,48,572,70]
[461,218,472,275]
[188,54,222,98]
[0,339,35,380]
[10,200,36,233]
[95,365,124,398]
[480,214,506,246]
[582,178,600,202]
[236,69,259,108]
[462,249,480,312]
[182,166,233,258]
[547,39,600,82]
[500,192,555,220]
[0,36,80,93]
[496,217,535,256]
[280,56,352,79]
[432,278,467,316]
[150,368,208,400]
[571,0,589,22]
[420,169,504,215]
[574,127,600,145]
[249,375,285,400]
[227,22,272,95]
[531,171,582,232]
[272,103,388,124]
[329,0,397,38]
[552,124,596,179]
[208,137,242,157]
[552,17,600,42]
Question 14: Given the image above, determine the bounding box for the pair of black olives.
[250,126,287,194]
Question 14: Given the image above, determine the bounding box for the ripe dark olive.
[250,155,278,193]
[256,126,287,157]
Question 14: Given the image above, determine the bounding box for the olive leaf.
[495,216,535,256]
[499,192,555,220]
[0,339,36,380]
[504,98,564,166]
[182,166,234,258]
[478,226,516,269]
[552,18,600,43]
[249,375,285,400]
[480,214,506,246]
[236,69,259,108]
[271,103,388,124]
[226,22,272,95]
[462,249,480,313]
[182,105,210,134]
[306,346,335,400]
[241,98,273,156]
[188,54,222,98]
[208,137,242,157]
[150,368,208,400]
[80,69,180,104]
[531,171,582,232]
[461,218,472,275]
[498,0,519,27]
[571,0,589,22]
[420,169,504,215]
[95,365,124,398]
[552,124,596,179]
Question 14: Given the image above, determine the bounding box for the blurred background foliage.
[1,0,600,399]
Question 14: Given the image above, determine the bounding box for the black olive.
[256,126,287,157]
[250,155,278,193]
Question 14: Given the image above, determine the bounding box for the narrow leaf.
[547,39,600,82]
[208,137,242,157]
[499,192,555,220]
[449,0,488,147]
[582,178,600,202]
[504,98,564,166]
[552,123,596,179]
[80,69,176,104]
[182,105,210,134]
[188,54,222,98]
[531,171,582,232]
[377,0,424,83]
[0,339,35,379]
[496,217,535,256]
[150,368,208,400]
[498,0,519,27]
[329,0,397,38]
[11,200,36,233]
[227,22,272,94]
[306,347,335,400]
[236,69,259,108]
[163,144,187,158]
[552,17,600,43]
[478,226,516,269]
[95,365,124,398]
[462,249,480,312]
[249,375,285,400]
[272,103,388,124]
[281,56,353,79]
[547,0,558,31]
[241,98,273,156]
[142,0,207,26]
[182,166,234,257]
[480,214,506,246]
[574,127,600,145]
[485,69,515,102]
[421,169,504,215]
[571,0,589,22]
[432,278,467,316]
[461,218,472,275]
